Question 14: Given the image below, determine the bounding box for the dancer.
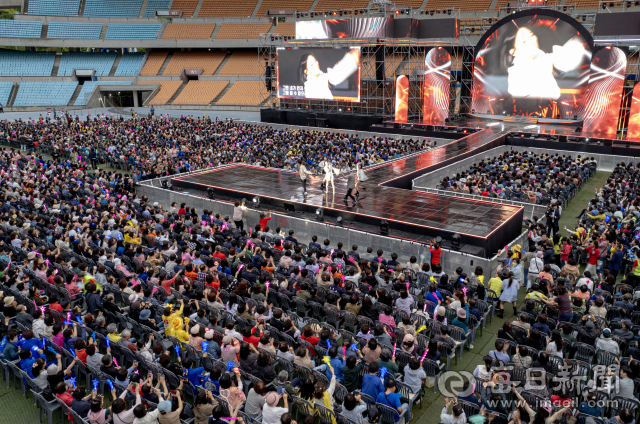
[324,161,337,193]
[319,158,328,191]
[344,171,357,205]
[355,162,368,198]
[298,160,309,195]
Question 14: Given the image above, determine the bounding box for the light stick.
[420,349,429,363]
[113,357,119,367]
[92,379,99,391]
[393,343,396,357]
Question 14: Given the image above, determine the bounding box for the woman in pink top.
[219,369,245,408]
[189,325,205,351]
[378,304,396,337]
[181,246,195,264]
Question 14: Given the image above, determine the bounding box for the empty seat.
[143,0,172,17]
[218,51,261,76]
[0,51,55,76]
[0,20,42,38]
[139,80,183,105]
[170,0,199,17]
[28,0,81,15]
[162,51,226,76]
[105,23,161,39]
[197,0,257,17]
[115,53,145,76]
[57,52,116,77]
[162,23,215,39]
[172,80,228,105]
[425,0,492,12]
[215,23,272,39]
[314,0,368,12]
[256,0,313,16]
[216,81,268,105]
[83,0,144,17]
[47,22,102,39]
[75,80,131,105]
[273,22,294,36]
[140,51,168,76]
[0,82,13,106]
[14,81,78,107]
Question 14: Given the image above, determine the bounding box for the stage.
[171,127,524,257]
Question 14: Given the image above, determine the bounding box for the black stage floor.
[172,127,524,257]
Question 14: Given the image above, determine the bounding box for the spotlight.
[582,14,587,19]
[316,208,324,222]
[451,233,461,250]
[609,2,614,6]
[430,9,434,15]
[395,9,400,14]
[563,5,567,10]
[506,8,510,12]
[333,11,337,15]
[252,197,261,208]
[448,9,451,14]
[207,187,215,199]
[380,220,389,235]
[336,216,343,227]
[602,2,607,7]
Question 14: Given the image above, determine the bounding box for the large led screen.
[627,83,640,141]
[395,75,409,123]
[472,11,592,117]
[277,47,361,101]
[423,47,451,125]
[296,18,391,39]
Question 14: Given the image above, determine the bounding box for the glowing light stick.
[423,303,427,313]
[330,249,335,256]
[152,287,158,295]
[327,340,331,349]
[92,379,99,391]
[380,366,388,381]
[105,337,110,348]
[238,264,244,272]
[462,287,468,297]
[69,377,77,388]
[420,349,429,363]
[47,345,58,355]
[265,281,270,290]
[106,379,114,391]
[227,361,235,371]
[201,341,209,351]
[40,306,46,315]
[113,357,119,367]
[76,315,83,325]
[91,332,96,342]
[350,343,358,351]
[69,348,76,357]
[378,257,383,263]
[54,269,58,275]
[343,346,346,357]
[322,355,333,372]
[174,345,180,356]
[393,343,397,357]
[406,282,410,292]
[64,312,73,325]
[416,325,427,333]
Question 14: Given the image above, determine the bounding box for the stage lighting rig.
[207,188,215,199]
[336,216,343,227]
[451,233,461,250]
[252,197,261,208]
[380,220,389,235]
[316,208,324,222]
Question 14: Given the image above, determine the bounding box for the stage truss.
[258,38,458,123]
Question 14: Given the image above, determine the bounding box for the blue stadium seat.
[105,23,161,39]
[57,52,117,77]
[114,53,145,76]
[74,80,131,105]
[0,82,13,107]
[0,20,42,38]
[143,0,171,18]
[0,51,55,76]
[13,81,78,107]
[27,0,81,16]
[47,22,103,39]
[83,0,144,17]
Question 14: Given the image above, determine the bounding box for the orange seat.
[162,23,216,39]
[162,51,226,76]
[197,0,257,17]
[170,0,199,17]
[139,80,182,105]
[140,51,167,76]
[215,23,272,39]
[218,51,262,76]
[255,0,314,17]
[216,81,269,105]
[172,80,229,105]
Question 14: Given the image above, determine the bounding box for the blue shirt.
[362,374,385,401]
[325,357,345,382]
[376,391,403,421]
[21,353,44,378]
[183,366,205,387]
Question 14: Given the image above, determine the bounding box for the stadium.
[1,1,640,424]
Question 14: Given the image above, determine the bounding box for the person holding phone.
[262,391,289,424]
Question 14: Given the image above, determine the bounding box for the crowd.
[0,113,435,183]
[0,125,640,424]
[438,150,596,205]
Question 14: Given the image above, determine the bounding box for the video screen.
[423,47,451,125]
[295,18,391,40]
[277,47,361,101]
[472,14,592,117]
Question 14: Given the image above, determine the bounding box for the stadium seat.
[74,80,131,106]
[47,22,103,39]
[215,23,272,39]
[216,81,268,105]
[426,0,492,12]
[138,80,183,105]
[162,51,226,76]
[218,51,262,76]
[314,0,368,12]
[114,53,145,76]
[0,51,55,76]
[172,80,229,105]
[273,22,294,36]
[13,81,78,107]
[57,52,117,77]
[83,0,144,17]
[140,51,168,76]
[162,23,216,39]
[170,0,199,17]
[255,0,313,17]
[105,23,161,40]
[0,82,13,107]
[143,0,172,17]
[27,0,81,15]
[196,0,257,18]
[0,20,42,38]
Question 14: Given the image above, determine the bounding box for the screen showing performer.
[472,12,592,118]
[277,47,361,101]
[295,17,391,40]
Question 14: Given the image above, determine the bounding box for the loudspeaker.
[375,47,385,87]
[559,135,568,142]
[265,65,273,91]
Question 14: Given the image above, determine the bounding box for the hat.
[585,321,595,329]
[403,333,415,344]
[23,223,30,229]
[113,258,122,266]
[3,296,14,306]
[204,330,214,340]
[594,288,603,296]
[622,319,633,328]
[47,364,59,375]
[536,251,544,258]
[190,324,201,335]
[157,400,173,413]
[584,271,592,278]
[140,309,151,320]
[153,202,159,207]
[265,392,281,407]
[223,335,233,345]
[603,328,611,337]
[437,306,446,317]
[457,308,467,319]
[27,251,37,260]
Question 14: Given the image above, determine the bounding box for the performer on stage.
[355,162,368,197]
[344,171,357,205]
[324,161,338,193]
[319,158,328,191]
[298,160,309,195]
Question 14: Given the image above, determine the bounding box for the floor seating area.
[46,22,102,39]
[57,52,116,77]
[162,23,216,39]
[13,81,78,106]
[172,80,229,104]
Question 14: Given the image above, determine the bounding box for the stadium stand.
[57,52,116,77]
[218,51,262,76]
[27,0,81,15]
[13,81,78,106]
[105,23,161,40]
[215,23,272,39]
[255,0,314,17]
[314,0,369,11]
[172,80,229,105]
[0,81,13,107]
[170,0,199,17]
[162,51,226,76]
[385,53,405,79]
[273,22,295,36]
[425,0,493,11]
[0,51,55,76]
[140,51,168,76]
[139,80,183,105]
[0,20,42,38]
[74,80,132,105]
[83,0,144,17]
[114,52,145,76]
[197,0,257,17]
[162,23,216,39]
[217,80,268,105]
[143,0,172,17]
[46,22,103,39]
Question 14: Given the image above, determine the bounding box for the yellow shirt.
[488,277,503,296]
[108,333,121,343]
